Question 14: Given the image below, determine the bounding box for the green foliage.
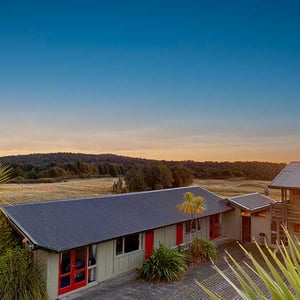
[124,163,193,192]
[0,212,21,255]
[177,192,206,215]
[112,178,127,194]
[171,165,193,187]
[191,238,217,262]
[139,243,188,282]
[0,163,12,189]
[1,153,286,183]
[124,166,148,192]
[0,248,48,300]
[197,227,300,300]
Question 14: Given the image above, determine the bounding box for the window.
[271,221,277,244]
[116,233,140,255]
[254,211,266,217]
[294,223,300,234]
[88,245,97,283]
[185,221,191,234]
[185,219,201,234]
[125,234,139,253]
[241,211,251,217]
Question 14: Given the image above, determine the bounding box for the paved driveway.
[62,241,269,300]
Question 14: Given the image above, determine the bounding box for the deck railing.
[271,202,300,222]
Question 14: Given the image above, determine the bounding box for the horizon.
[0,151,289,164]
[1,1,299,162]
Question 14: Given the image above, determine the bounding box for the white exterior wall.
[222,208,241,241]
[97,240,114,281]
[154,225,176,248]
[251,211,272,244]
[35,250,59,300]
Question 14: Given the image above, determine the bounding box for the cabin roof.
[227,192,276,212]
[269,162,300,190]
[1,186,231,252]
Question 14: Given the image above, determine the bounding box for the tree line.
[0,153,286,184]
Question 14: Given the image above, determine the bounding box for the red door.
[145,230,154,259]
[209,214,220,240]
[176,223,183,245]
[58,247,87,295]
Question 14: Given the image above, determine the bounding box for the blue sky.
[1,0,299,161]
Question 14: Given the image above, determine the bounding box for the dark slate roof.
[1,186,230,252]
[269,162,300,190]
[227,192,276,212]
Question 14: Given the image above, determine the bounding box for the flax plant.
[197,227,300,299]
[0,163,12,191]
[0,163,12,205]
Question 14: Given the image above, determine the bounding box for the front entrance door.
[209,214,220,240]
[58,247,87,295]
[145,230,154,259]
[242,216,251,242]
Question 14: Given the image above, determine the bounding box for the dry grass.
[0,178,117,205]
[0,177,281,205]
[193,178,281,200]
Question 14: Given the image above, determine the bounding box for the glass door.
[58,247,87,295]
[73,247,87,288]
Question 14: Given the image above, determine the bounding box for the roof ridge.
[228,192,260,199]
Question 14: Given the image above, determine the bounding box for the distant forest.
[0,153,286,186]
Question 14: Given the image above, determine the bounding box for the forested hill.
[0,153,151,166]
[0,152,286,183]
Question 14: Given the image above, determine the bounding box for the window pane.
[116,237,123,255]
[75,247,86,270]
[88,267,96,283]
[88,245,97,266]
[185,221,191,234]
[60,275,70,288]
[74,271,85,283]
[294,223,300,234]
[197,219,201,231]
[124,233,139,253]
[61,251,71,274]
[191,219,197,231]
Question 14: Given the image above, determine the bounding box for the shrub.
[191,238,217,262]
[139,243,187,282]
[0,248,48,300]
[0,212,20,255]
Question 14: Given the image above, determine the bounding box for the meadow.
[0,177,281,205]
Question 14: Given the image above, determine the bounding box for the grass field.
[0,177,281,205]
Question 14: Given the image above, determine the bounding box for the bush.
[0,248,48,300]
[139,243,187,282]
[191,238,217,262]
[0,212,20,255]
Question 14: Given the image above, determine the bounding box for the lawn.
[0,177,280,205]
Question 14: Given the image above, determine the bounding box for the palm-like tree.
[0,164,12,205]
[177,192,206,247]
[0,163,12,189]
